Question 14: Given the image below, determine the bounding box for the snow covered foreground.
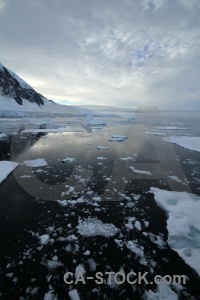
[163,136,200,153]
[151,187,200,276]
[0,161,19,184]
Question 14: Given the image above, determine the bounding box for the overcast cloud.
[0,0,200,108]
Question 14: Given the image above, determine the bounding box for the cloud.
[0,0,200,108]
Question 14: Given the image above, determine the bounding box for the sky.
[0,0,200,108]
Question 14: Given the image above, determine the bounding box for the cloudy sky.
[0,0,200,108]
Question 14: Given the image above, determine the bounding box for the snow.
[97,146,109,150]
[62,157,76,163]
[0,161,19,184]
[130,166,152,175]
[77,218,118,237]
[0,94,82,114]
[108,135,128,142]
[145,131,166,136]
[68,289,81,300]
[22,158,48,167]
[120,157,134,161]
[162,136,200,152]
[21,127,76,133]
[0,133,7,140]
[38,234,50,245]
[154,126,190,130]
[86,115,106,125]
[143,282,178,300]
[96,156,107,160]
[151,187,200,276]
[75,264,86,279]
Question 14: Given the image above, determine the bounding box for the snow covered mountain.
[0,63,81,115]
[0,63,46,106]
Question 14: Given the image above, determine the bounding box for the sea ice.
[62,157,76,163]
[130,166,152,175]
[143,282,178,300]
[0,161,19,184]
[162,136,200,152]
[151,187,200,276]
[23,158,48,167]
[77,218,118,237]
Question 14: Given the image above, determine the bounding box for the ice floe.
[0,133,7,140]
[130,166,152,175]
[0,161,19,184]
[39,234,50,245]
[151,187,200,276]
[97,146,109,150]
[108,135,128,142]
[162,136,200,152]
[143,282,178,300]
[62,157,76,163]
[23,158,48,167]
[76,218,118,237]
[68,289,81,300]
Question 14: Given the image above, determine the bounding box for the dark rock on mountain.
[0,63,45,106]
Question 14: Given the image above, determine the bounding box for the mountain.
[0,63,45,106]
[0,63,82,115]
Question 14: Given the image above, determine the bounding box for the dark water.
[0,107,200,299]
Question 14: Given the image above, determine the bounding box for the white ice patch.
[0,161,19,184]
[162,136,200,152]
[130,166,152,175]
[108,135,128,142]
[39,234,50,245]
[0,133,7,140]
[97,146,109,150]
[151,187,200,276]
[120,157,134,161]
[96,156,107,160]
[62,157,76,163]
[143,282,178,300]
[68,289,81,300]
[22,158,48,167]
[153,126,190,131]
[77,218,118,237]
[145,131,166,136]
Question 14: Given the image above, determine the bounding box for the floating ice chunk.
[162,136,200,152]
[44,291,55,300]
[134,220,142,231]
[126,240,144,257]
[68,289,81,300]
[97,146,109,150]
[39,234,50,245]
[83,250,90,256]
[145,131,166,136]
[75,264,86,279]
[154,126,190,131]
[92,196,101,202]
[57,200,68,207]
[120,157,134,161]
[108,135,127,142]
[67,234,77,242]
[47,260,63,272]
[0,133,7,140]
[130,166,152,175]
[23,158,48,167]
[96,156,107,160]
[88,258,96,272]
[0,161,19,184]
[62,157,76,163]
[151,187,200,276]
[148,233,166,249]
[143,282,178,300]
[77,218,118,237]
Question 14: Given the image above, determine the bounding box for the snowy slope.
[0,63,83,115]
